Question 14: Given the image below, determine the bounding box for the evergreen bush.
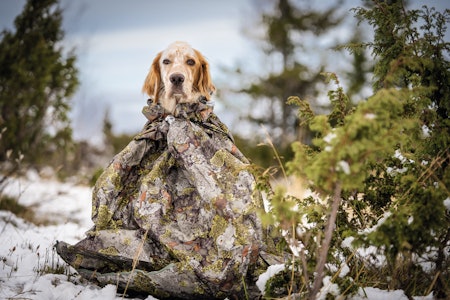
[260,2,449,299]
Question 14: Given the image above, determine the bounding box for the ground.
[0,171,157,300]
[0,171,434,300]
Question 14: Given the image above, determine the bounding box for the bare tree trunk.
[309,182,342,300]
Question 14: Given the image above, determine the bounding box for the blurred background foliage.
[0,0,371,178]
[0,0,78,179]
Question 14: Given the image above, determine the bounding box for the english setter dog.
[142,41,215,113]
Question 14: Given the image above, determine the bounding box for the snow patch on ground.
[0,175,158,300]
[256,263,285,292]
[353,287,434,300]
[0,173,430,299]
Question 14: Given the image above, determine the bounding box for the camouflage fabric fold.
[56,101,267,299]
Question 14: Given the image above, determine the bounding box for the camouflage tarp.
[56,99,273,299]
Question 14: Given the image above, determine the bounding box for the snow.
[387,166,408,175]
[337,160,351,174]
[444,197,450,211]
[256,263,285,293]
[0,172,431,299]
[421,124,431,138]
[364,113,376,120]
[394,149,414,164]
[0,173,157,300]
[353,287,434,300]
[317,276,340,300]
[338,262,350,277]
[387,150,413,175]
[323,132,337,144]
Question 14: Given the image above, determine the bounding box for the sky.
[1,0,449,145]
[1,0,263,144]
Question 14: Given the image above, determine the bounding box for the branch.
[309,182,342,300]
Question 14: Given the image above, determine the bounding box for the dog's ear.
[142,52,162,104]
[194,49,215,100]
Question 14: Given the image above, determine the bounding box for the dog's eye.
[186,59,195,66]
[162,59,171,65]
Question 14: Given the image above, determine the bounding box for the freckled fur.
[142,41,215,113]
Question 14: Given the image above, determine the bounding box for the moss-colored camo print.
[56,101,267,299]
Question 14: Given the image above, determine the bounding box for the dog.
[142,41,216,114]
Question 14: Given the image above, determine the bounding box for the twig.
[425,271,440,296]
[242,275,249,300]
[262,125,288,185]
[288,223,296,297]
[300,246,310,295]
[309,182,342,300]
[122,228,149,298]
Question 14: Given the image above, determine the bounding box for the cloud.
[67,17,256,140]
[68,17,252,66]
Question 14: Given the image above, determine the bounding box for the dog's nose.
[170,73,185,86]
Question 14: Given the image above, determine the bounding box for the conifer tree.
[352,1,449,297]
[260,1,449,298]
[0,0,78,167]
[241,0,343,147]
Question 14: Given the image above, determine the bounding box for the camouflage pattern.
[56,100,268,299]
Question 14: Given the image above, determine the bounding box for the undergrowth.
[255,2,450,298]
[0,195,36,224]
[257,72,449,299]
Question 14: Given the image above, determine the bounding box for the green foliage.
[288,74,418,195]
[0,0,79,168]
[265,268,303,299]
[259,2,449,298]
[342,30,373,98]
[351,3,450,297]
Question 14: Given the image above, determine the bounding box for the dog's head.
[142,41,215,113]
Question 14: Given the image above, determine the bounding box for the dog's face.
[142,41,215,113]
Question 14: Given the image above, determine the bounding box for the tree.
[260,1,449,299]
[240,0,343,147]
[0,0,78,167]
[352,1,449,297]
[101,108,133,155]
[342,29,372,99]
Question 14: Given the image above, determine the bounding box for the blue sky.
[1,0,449,144]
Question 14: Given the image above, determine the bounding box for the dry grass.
[0,195,36,222]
